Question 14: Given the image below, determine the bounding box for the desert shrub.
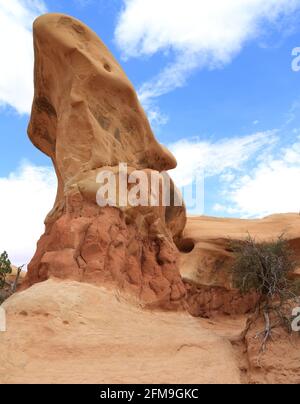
[0,251,11,289]
[231,235,300,351]
[232,236,297,300]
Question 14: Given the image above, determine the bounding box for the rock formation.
[180,214,300,317]
[24,14,186,309]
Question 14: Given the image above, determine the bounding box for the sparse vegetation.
[0,251,11,289]
[231,235,300,352]
[0,251,13,304]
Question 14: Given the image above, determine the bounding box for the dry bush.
[231,235,300,351]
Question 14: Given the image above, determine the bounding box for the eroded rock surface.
[0,280,241,384]
[25,13,186,309]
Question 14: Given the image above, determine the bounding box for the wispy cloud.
[169,129,300,218]
[169,131,278,187]
[0,162,56,266]
[219,138,300,217]
[116,0,300,104]
[0,0,46,114]
[146,105,169,128]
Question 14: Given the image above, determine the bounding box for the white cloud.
[222,139,300,217]
[0,0,46,114]
[116,0,300,103]
[0,163,56,266]
[169,131,278,187]
[146,106,169,127]
[169,131,300,218]
[138,53,200,104]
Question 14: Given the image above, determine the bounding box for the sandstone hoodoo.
[24,13,187,309]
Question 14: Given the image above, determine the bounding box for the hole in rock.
[177,238,195,254]
[104,63,112,72]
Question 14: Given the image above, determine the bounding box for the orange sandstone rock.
[24,13,186,309]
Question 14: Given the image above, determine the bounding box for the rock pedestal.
[24,13,186,309]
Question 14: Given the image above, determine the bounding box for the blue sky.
[1,0,300,264]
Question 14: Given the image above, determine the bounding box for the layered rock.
[24,13,186,309]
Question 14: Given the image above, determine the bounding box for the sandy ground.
[0,279,241,384]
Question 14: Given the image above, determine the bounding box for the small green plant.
[0,251,11,290]
[231,235,300,351]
